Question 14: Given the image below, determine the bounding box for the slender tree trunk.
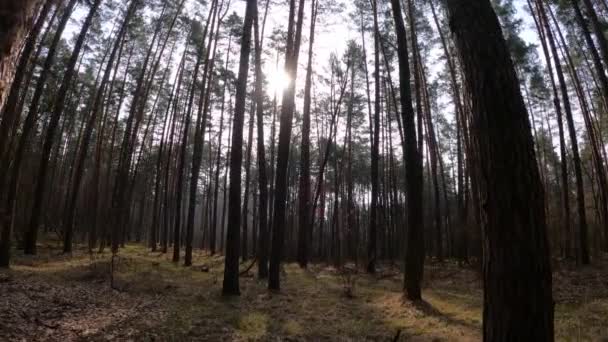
[537,0,589,264]
[367,0,381,274]
[211,35,231,256]
[297,0,317,268]
[571,0,608,109]
[219,96,234,253]
[223,0,256,296]
[268,0,306,291]
[530,0,573,258]
[389,0,424,300]
[241,101,255,262]
[184,0,219,266]
[253,2,270,277]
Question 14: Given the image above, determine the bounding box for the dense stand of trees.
[2,0,608,339]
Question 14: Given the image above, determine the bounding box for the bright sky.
[60,0,585,166]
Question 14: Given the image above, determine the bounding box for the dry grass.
[1,240,607,341]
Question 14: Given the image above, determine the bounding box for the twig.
[240,258,258,276]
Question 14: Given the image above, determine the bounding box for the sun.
[266,67,291,97]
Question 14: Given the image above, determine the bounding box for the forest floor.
[1,240,608,341]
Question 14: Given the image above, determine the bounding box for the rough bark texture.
[446,1,554,340]
[0,0,42,109]
[0,0,42,267]
[0,0,51,165]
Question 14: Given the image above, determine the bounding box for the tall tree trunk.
[297,0,317,269]
[0,0,44,267]
[241,101,255,262]
[407,0,424,172]
[418,46,442,262]
[150,48,183,252]
[211,35,231,256]
[367,0,380,275]
[536,0,589,264]
[571,0,608,109]
[580,0,608,71]
[0,0,52,166]
[551,5,608,252]
[389,0,424,300]
[253,1,270,278]
[162,47,188,254]
[184,0,219,266]
[223,0,256,296]
[528,0,572,258]
[429,0,468,263]
[446,1,554,340]
[268,0,306,291]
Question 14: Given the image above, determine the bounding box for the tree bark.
[389,0,424,300]
[446,1,554,340]
[223,0,256,296]
[268,0,306,291]
[297,0,317,268]
[184,0,219,266]
[367,0,381,275]
[0,0,43,267]
[0,0,52,166]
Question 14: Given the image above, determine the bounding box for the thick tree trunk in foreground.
[446,1,554,340]
[0,0,42,109]
[0,0,51,165]
[0,0,42,268]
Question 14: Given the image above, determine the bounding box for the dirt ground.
[1,242,607,341]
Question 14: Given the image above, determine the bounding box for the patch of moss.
[282,319,303,336]
[237,312,269,340]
